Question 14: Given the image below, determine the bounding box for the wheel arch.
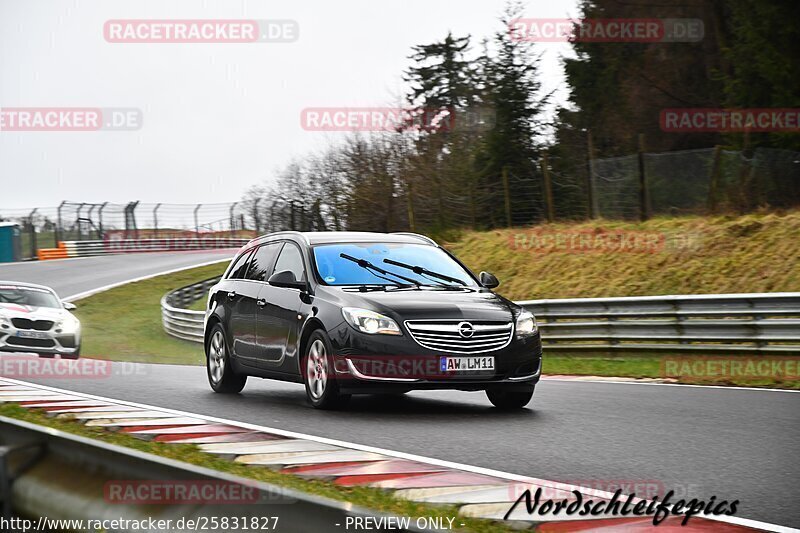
[296,317,326,373]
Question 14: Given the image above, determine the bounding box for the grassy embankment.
[73,211,799,386]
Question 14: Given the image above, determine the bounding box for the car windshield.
[313,243,477,287]
[0,285,62,308]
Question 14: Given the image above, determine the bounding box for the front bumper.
[328,322,542,393]
[0,324,80,356]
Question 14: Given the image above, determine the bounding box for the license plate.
[440,356,495,372]
[16,331,49,339]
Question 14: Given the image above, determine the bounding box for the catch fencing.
[161,279,800,354]
[3,146,798,260]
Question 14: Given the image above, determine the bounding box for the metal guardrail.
[161,276,221,343]
[520,292,800,353]
[161,280,800,353]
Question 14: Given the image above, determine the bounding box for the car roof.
[0,280,57,293]
[250,231,437,247]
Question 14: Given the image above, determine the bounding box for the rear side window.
[272,242,307,282]
[227,250,253,279]
[246,242,282,281]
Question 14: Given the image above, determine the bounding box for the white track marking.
[0,377,794,533]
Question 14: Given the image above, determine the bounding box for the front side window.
[0,285,62,308]
[312,243,476,286]
[246,242,282,281]
[272,243,307,282]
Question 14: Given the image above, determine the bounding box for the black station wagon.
[204,231,542,409]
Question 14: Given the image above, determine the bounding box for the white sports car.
[0,281,81,359]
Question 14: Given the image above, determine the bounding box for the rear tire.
[303,330,350,410]
[206,324,246,393]
[486,387,534,410]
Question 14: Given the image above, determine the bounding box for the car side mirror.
[479,271,500,289]
[268,270,307,291]
[62,301,77,311]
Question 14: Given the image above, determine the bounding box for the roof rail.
[248,231,309,245]
[391,232,437,246]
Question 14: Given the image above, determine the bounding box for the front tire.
[303,330,350,409]
[486,387,534,410]
[206,324,246,393]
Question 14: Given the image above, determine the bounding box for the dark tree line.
[245,0,800,235]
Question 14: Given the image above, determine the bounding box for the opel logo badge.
[457,321,475,338]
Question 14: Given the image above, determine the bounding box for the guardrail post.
[229,202,238,237]
[55,200,66,244]
[153,203,161,239]
[194,203,202,238]
[97,202,108,239]
[27,208,38,260]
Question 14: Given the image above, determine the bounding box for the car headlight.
[56,315,80,333]
[515,310,537,337]
[342,307,401,335]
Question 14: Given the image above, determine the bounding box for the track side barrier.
[160,284,800,354]
[36,238,249,260]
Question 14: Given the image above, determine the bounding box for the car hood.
[324,287,519,322]
[0,302,69,321]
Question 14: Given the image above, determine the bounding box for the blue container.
[0,223,21,263]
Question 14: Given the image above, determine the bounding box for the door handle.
[256,298,267,307]
[227,291,237,300]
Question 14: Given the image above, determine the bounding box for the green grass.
[74,262,226,365]
[445,210,800,300]
[544,353,800,389]
[0,403,516,533]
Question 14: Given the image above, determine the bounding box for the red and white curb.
[0,376,793,532]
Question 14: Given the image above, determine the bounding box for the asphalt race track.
[17,363,800,528]
[1,252,798,528]
[0,250,235,298]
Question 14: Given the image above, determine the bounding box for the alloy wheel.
[209,330,226,384]
[306,339,328,399]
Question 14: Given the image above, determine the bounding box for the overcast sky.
[0,0,580,210]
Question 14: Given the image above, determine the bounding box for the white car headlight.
[515,310,537,337]
[56,315,81,333]
[342,307,401,335]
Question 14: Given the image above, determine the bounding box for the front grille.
[405,320,513,354]
[11,318,54,331]
[6,336,56,348]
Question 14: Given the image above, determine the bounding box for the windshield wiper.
[339,253,421,287]
[382,258,466,286]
